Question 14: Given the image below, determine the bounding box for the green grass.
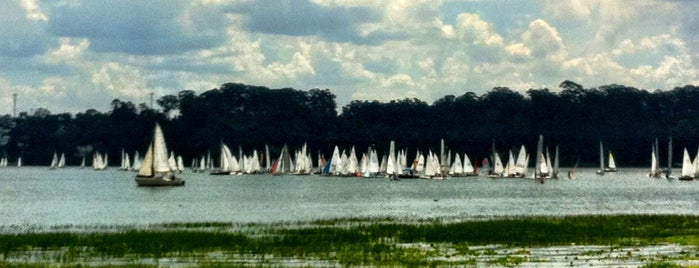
[2,215,699,266]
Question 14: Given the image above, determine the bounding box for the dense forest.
[3,80,699,168]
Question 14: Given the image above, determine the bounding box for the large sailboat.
[135,123,185,186]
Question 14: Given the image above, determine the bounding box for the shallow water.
[0,167,697,226]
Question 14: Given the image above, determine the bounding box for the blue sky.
[1,0,697,114]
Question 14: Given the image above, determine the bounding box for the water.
[0,167,698,226]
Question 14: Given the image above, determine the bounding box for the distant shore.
[1,214,699,267]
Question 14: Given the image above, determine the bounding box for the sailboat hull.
[209,169,231,175]
[135,174,185,186]
[678,176,694,181]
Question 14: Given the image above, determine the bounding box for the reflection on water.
[0,167,697,226]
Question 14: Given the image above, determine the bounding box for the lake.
[0,167,697,227]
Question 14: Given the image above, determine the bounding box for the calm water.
[0,167,697,226]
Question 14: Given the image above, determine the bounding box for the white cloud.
[454,13,504,47]
[91,62,148,98]
[521,19,567,63]
[0,0,696,114]
[20,0,47,21]
[46,38,90,63]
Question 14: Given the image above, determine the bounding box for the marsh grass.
[2,215,699,266]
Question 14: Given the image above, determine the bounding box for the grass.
[2,215,699,266]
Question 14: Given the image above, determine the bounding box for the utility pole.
[12,93,17,118]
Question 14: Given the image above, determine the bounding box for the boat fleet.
[11,125,696,187]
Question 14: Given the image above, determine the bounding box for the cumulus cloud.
[0,1,51,57]
[47,0,228,55]
[521,19,567,63]
[0,0,697,115]
[228,0,384,44]
[454,13,504,47]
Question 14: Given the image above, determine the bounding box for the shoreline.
[2,214,699,267]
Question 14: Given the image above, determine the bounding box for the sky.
[1,0,698,115]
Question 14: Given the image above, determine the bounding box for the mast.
[668,137,673,175]
[599,141,604,170]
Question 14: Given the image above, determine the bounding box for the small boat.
[604,151,617,172]
[679,148,694,181]
[210,143,232,175]
[135,123,185,186]
[567,159,579,179]
[595,141,605,176]
[648,139,661,178]
[534,135,548,183]
[49,152,58,169]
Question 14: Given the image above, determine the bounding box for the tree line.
[3,81,699,168]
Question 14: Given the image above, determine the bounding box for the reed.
[2,215,699,266]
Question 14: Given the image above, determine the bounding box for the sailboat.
[534,135,547,183]
[210,143,232,175]
[568,159,579,179]
[58,153,65,168]
[648,139,661,178]
[595,141,605,176]
[135,123,185,186]
[462,153,477,176]
[604,151,617,172]
[679,148,694,181]
[49,152,59,169]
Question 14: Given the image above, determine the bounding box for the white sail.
[513,145,527,175]
[505,150,516,176]
[386,141,396,175]
[50,152,58,168]
[449,153,463,175]
[124,153,131,170]
[219,144,231,172]
[57,153,63,167]
[369,149,380,174]
[177,155,184,172]
[681,148,694,179]
[539,152,549,175]
[463,153,474,174]
[415,151,425,173]
[138,123,173,177]
[608,152,617,169]
[424,150,436,177]
[17,157,22,167]
[650,145,659,175]
[347,147,358,175]
[493,152,504,175]
[132,151,142,170]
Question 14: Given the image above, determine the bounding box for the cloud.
[0,0,696,115]
[19,0,47,21]
[0,1,52,57]
[454,13,504,47]
[521,19,567,63]
[47,0,228,55]
[228,0,384,44]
